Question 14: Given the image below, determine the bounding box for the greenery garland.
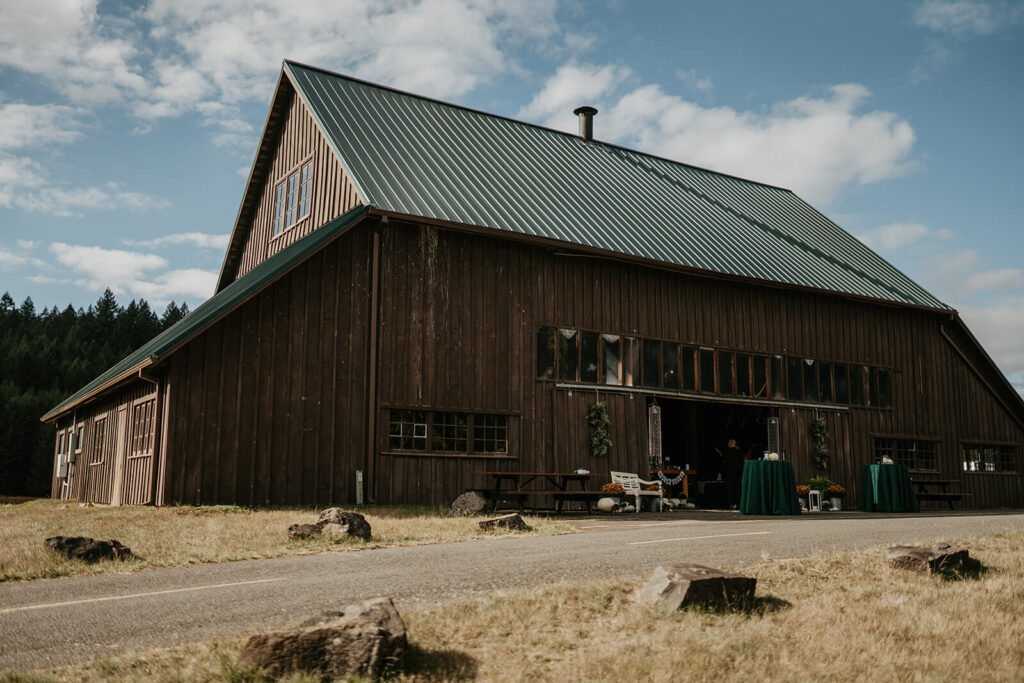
[587,401,612,458]
[809,418,830,471]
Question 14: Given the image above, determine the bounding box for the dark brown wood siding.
[235,89,362,279]
[160,223,373,506]
[49,381,157,504]
[370,219,1024,507]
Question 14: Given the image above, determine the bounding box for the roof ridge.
[602,145,929,307]
[283,60,792,193]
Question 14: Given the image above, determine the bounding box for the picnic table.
[739,460,802,515]
[475,471,606,513]
[910,477,968,510]
[861,463,920,513]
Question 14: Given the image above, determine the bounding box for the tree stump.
[477,513,531,531]
[885,543,981,575]
[639,563,756,612]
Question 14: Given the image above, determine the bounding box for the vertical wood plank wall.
[161,225,372,505]
[56,217,1023,509]
[235,89,362,280]
[49,381,157,504]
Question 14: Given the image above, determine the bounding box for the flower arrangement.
[600,482,626,496]
[808,475,832,492]
[796,485,810,497]
[825,484,847,499]
[644,484,660,491]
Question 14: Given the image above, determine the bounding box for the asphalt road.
[2,510,1023,672]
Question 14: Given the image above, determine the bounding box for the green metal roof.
[287,61,947,310]
[43,205,369,421]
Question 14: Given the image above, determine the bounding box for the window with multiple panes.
[962,443,1017,473]
[535,325,894,409]
[389,411,509,454]
[272,159,313,237]
[389,410,427,450]
[130,400,156,456]
[90,418,106,465]
[874,437,937,470]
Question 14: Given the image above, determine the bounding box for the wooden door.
[110,406,128,505]
[122,397,158,505]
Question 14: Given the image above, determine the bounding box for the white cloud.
[46,242,214,304]
[961,268,1024,295]
[912,1,999,37]
[857,221,953,251]
[50,242,168,283]
[522,68,918,205]
[517,63,631,123]
[10,182,171,216]
[0,102,85,151]
[959,302,1024,393]
[123,232,230,249]
[0,245,27,269]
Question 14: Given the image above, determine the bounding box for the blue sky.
[0,0,1022,389]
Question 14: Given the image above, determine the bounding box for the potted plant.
[796,484,810,509]
[825,484,847,511]
[597,482,626,512]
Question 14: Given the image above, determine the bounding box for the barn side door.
[122,396,158,505]
[110,405,128,505]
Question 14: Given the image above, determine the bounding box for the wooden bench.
[911,478,970,510]
[611,471,664,513]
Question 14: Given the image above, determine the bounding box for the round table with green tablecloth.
[740,460,802,515]
[860,463,920,512]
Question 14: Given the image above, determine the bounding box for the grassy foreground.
[0,499,574,583]
[16,530,1024,682]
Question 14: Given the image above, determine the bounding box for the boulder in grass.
[448,491,489,516]
[477,513,531,532]
[639,563,756,612]
[885,543,981,575]
[239,597,406,680]
[45,536,132,563]
[287,523,324,540]
[316,508,372,540]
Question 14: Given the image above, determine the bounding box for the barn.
[43,61,1024,509]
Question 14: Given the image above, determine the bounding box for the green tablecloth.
[740,460,802,515]
[860,463,920,513]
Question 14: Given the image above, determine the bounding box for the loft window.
[835,364,850,403]
[718,351,735,395]
[557,329,578,381]
[735,354,751,396]
[680,346,696,391]
[431,412,468,451]
[786,358,803,401]
[819,362,834,403]
[642,339,661,388]
[536,327,555,379]
[623,337,639,387]
[272,159,313,238]
[389,410,427,450]
[752,355,768,398]
[803,359,818,402]
[602,334,621,385]
[771,356,786,399]
[850,365,866,406]
[875,437,937,470]
[871,367,892,408]
[962,443,1017,473]
[699,349,715,393]
[473,414,508,453]
[580,332,599,383]
[662,343,679,390]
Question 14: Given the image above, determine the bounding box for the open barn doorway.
[655,397,776,508]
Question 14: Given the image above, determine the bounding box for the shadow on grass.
[934,559,988,582]
[681,594,792,616]
[400,643,479,679]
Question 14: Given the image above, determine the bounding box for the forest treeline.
[0,289,189,496]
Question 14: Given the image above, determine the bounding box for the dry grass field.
[0,499,574,583]
[15,530,1024,682]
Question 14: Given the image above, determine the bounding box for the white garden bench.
[610,471,663,513]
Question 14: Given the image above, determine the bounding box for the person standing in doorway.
[718,438,745,509]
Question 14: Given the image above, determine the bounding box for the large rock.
[885,543,981,574]
[44,536,132,563]
[316,508,372,540]
[287,523,324,540]
[477,513,531,532]
[239,597,406,679]
[448,491,489,516]
[639,563,756,612]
